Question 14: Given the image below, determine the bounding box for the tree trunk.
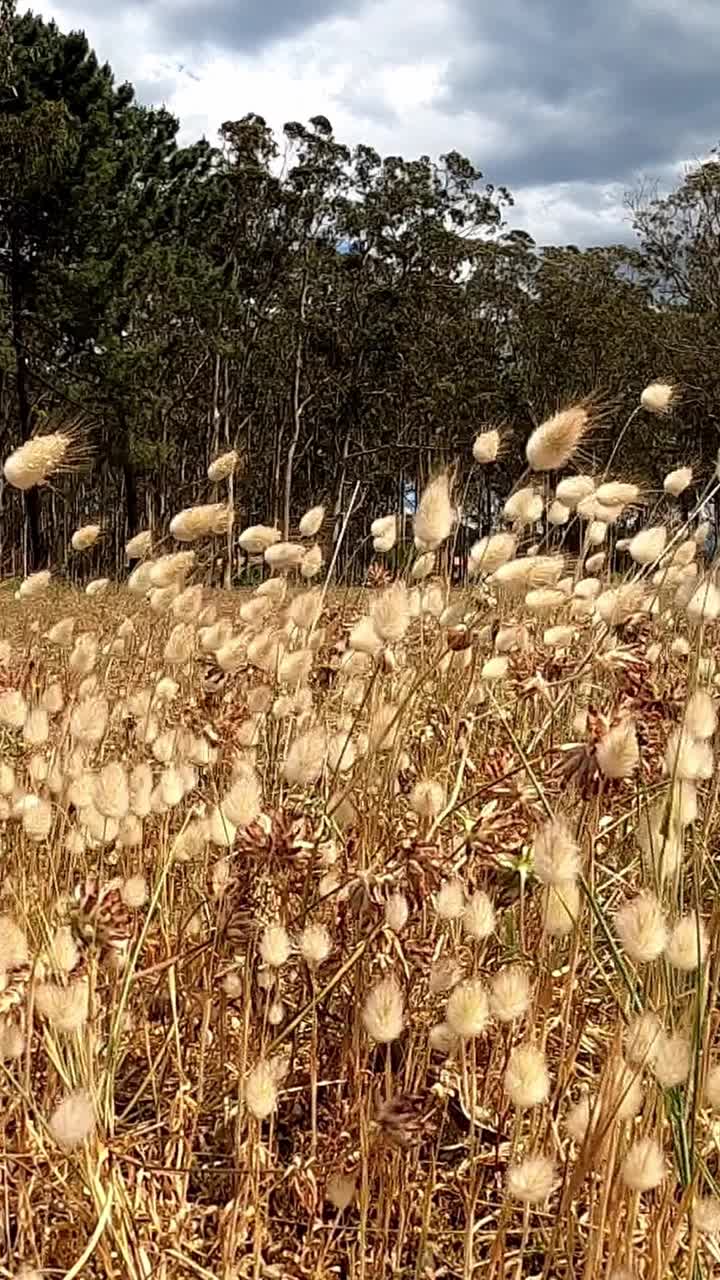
[123,460,139,538]
[9,227,41,571]
[283,274,309,538]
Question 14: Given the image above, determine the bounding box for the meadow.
[1,388,720,1279]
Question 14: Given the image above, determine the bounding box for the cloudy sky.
[37,0,718,246]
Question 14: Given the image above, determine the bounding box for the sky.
[35,0,720,247]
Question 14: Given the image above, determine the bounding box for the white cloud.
[35,0,706,245]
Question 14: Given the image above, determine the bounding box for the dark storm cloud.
[137,0,356,54]
[440,0,720,187]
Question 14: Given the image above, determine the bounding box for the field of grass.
[2,402,720,1278]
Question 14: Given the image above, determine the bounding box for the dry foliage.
[2,391,720,1278]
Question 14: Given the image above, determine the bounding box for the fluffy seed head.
[595,584,646,627]
[4,431,72,489]
[170,503,231,542]
[46,616,75,646]
[239,524,281,554]
[463,890,495,940]
[283,728,326,785]
[93,762,129,821]
[35,979,89,1033]
[207,449,238,482]
[625,1011,662,1066]
[435,878,465,919]
[596,719,639,779]
[70,696,108,746]
[121,874,148,908]
[503,487,543,525]
[685,690,717,739]
[664,728,710,782]
[149,551,195,587]
[23,706,48,746]
[414,473,454,549]
[595,481,639,506]
[601,1056,643,1122]
[664,465,692,496]
[326,1173,357,1212]
[445,978,489,1039]
[533,819,580,885]
[71,523,101,551]
[468,532,516,575]
[480,655,509,682]
[125,529,152,559]
[300,923,332,968]
[259,923,291,968]
[667,913,708,971]
[615,891,667,963]
[410,778,446,819]
[245,1061,278,1120]
[222,764,262,827]
[0,916,28,971]
[472,428,500,464]
[653,1030,691,1088]
[49,1088,96,1149]
[371,514,397,552]
[629,526,666,565]
[385,892,409,932]
[505,1043,550,1108]
[299,504,325,537]
[556,475,595,508]
[542,880,581,936]
[547,500,570,526]
[490,965,531,1023]
[565,1093,593,1143]
[622,1137,665,1191]
[641,381,676,414]
[507,1155,555,1204]
[19,570,51,599]
[301,544,323,578]
[362,976,404,1043]
[371,582,410,642]
[526,403,590,471]
[694,1197,720,1237]
[265,541,305,570]
[705,1062,720,1109]
[687,580,720,621]
[20,795,52,841]
[0,689,27,728]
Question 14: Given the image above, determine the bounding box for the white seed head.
[435,877,465,920]
[49,1088,96,1149]
[667,913,708,972]
[414,473,454,549]
[362,975,404,1043]
[504,1043,550,1108]
[622,1137,665,1192]
[641,381,676,414]
[490,965,531,1023]
[615,891,667,964]
[533,819,580,885]
[259,923,291,968]
[445,978,489,1039]
[526,404,589,471]
[506,1155,555,1204]
[472,428,500,464]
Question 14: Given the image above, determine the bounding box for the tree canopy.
[0,7,717,574]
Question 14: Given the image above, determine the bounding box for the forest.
[0,4,719,578]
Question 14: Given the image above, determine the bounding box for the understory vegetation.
[1,391,720,1279]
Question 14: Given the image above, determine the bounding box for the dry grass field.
[2,396,720,1279]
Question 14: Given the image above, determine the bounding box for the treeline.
[0,6,719,578]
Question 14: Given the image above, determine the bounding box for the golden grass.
[1,425,720,1279]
